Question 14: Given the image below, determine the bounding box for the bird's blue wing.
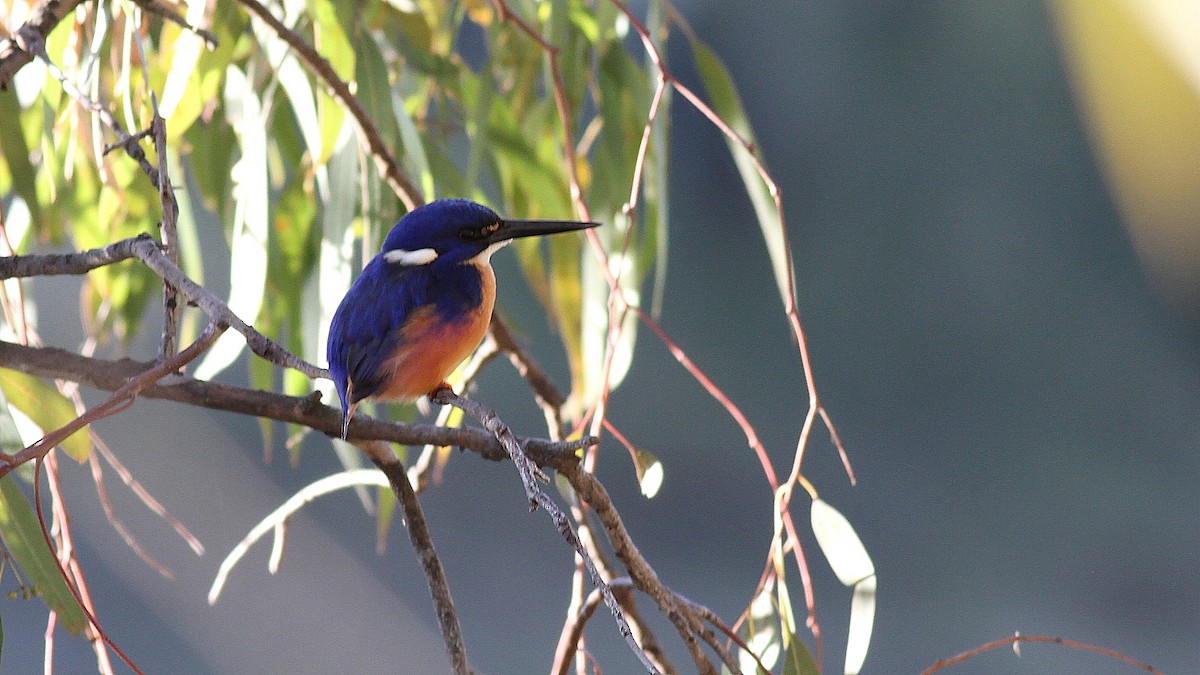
[327,257,431,411]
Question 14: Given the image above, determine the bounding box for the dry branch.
[432,388,662,675]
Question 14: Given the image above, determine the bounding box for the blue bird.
[327,198,598,439]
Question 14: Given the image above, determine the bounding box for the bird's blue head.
[381,198,598,268]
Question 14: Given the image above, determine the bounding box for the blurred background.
[6,0,1199,673]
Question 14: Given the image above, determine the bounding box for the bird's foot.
[428,382,456,405]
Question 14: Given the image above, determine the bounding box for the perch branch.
[358,441,471,675]
[0,340,591,469]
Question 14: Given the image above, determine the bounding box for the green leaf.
[0,370,89,462]
[392,87,435,201]
[0,90,44,229]
[356,32,400,152]
[782,634,819,675]
[631,448,663,498]
[689,37,795,313]
[0,477,88,635]
[195,62,270,381]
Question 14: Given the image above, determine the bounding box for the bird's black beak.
[490,217,599,244]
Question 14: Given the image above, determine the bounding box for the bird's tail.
[339,382,357,440]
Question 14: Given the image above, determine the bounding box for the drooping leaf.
[810,498,874,586]
[845,575,876,675]
[811,499,876,674]
[0,370,89,462]
[740,582,780,673]
[689,36,796,313]
[312,0,355,166]
[0,90,44,229]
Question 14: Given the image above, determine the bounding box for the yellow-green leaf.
[0,370,88,462]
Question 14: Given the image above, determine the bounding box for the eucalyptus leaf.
[811,498,875,586]
[0,476,88,635]
[689,37,796,313]
[0,370,88,462]
[632,448,663,498]
[845,575,877,675]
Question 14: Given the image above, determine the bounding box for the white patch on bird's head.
[383,247,439,266]
[467,240,509,266]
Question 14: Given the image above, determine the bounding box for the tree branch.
[432,388,661,675]
[358,441,471,675]
[0,323,225,478]
[0,0,88,90]
[0,234,324,379]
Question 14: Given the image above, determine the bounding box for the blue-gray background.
[7,1,1199,673]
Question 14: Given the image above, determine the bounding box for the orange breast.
[373,263,496,401]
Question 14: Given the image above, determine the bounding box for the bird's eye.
[459,221,501,242]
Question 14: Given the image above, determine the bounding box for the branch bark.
[358,440,471,675]
[0,0,88,90]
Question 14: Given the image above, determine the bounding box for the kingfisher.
[327,198,598,439]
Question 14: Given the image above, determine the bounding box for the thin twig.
[86,451,175,579]
[91,431,204,555]
[923,633,1162,674]
[32,458,144,675]
[0,323,226,478]
[150,104,182,359]
[358,441,472,675]
[15,26,160,185]
[432,389,660,675]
